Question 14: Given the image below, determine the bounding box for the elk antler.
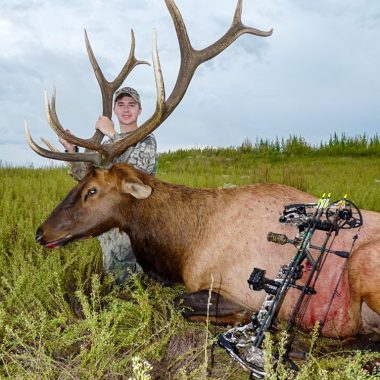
[25,0,272,167]
[25,27,151,166]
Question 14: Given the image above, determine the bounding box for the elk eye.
[86,188,97,198]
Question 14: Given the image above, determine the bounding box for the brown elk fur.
[36,163,380,338]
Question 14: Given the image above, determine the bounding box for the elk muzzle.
[34,225,75,249]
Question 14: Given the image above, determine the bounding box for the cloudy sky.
[1,0,379,167]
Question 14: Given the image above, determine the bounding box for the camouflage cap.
[114,87,141,107]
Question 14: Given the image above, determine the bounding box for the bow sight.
[218,195,363,379]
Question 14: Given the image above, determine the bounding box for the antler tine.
[40,136,61,152]
[233,0,244,23]
[85,29,150,145]
[24,121,102,165]
[202,0,273,60]
[113,30,151,90]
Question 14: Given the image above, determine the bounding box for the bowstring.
[320,225,362,329]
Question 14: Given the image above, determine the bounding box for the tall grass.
[157,134,380,212]
[1,134,379,379]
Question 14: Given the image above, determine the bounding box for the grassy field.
[157,134,380,211]
[0,136,379,379]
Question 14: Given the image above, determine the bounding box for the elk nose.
[35,228,44,244]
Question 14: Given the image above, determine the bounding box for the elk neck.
[118,175,227,283]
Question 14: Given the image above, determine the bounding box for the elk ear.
[121,179,152,199]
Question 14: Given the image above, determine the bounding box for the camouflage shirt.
[107,132,157,175]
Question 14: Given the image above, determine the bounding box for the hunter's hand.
[58,129,77,153]
[95,116,116,138]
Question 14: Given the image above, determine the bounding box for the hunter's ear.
[121,178,152,199]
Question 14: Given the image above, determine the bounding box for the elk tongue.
[45,242,61,249]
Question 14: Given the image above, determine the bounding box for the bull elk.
[25,0,380,344]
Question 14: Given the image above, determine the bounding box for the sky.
[1,0,379,167]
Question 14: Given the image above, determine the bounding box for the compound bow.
[218,194,363,379]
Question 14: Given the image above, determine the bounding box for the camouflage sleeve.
[126,135,157,175]
[112,133,157,175]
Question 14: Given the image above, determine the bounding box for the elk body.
[36,163,380,338]
[25,0,380,340]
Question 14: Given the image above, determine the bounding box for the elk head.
[35,164,153,248]
[25,0,272,170]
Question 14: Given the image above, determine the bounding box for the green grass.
[1,136,379,379]
[157,144,380,212]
